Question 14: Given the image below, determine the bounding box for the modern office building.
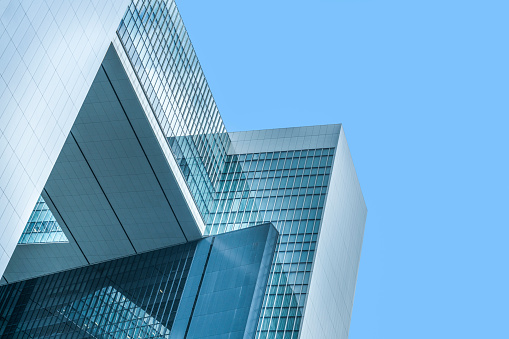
[0,0,367,338]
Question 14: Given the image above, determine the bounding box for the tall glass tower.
[0,1,366,338]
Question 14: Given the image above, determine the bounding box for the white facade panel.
[228,124,341,154]
[0,0,129,277]
[300,126,367,339]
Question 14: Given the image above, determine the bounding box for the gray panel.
[103,44,204,241]
[70,65,187,253]
[300,126,367,339]
[228,124,341,154]
[43,49,196,260]
[3,187,88,283]
[2,242,87,283]
[44,135,136,263]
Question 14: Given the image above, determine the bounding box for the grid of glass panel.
[206,148,335,338]
[0,241,196,338]
[18,196,68,244]
[59,286,171,337]
[117,0,231,224]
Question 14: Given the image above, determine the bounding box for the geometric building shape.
[42,45,204,264]
[206,124,367,338]
[0,0,367,338]
[2,43,207,282]
[0,223,277,338]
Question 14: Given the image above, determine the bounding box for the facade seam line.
[184,236,215,338]
[100,63,190,242]
[43,189,91,265]
[69,132,138,255]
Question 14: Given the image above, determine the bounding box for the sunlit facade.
[0,0,366,338]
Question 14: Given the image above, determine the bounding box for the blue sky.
[177,1,508,338]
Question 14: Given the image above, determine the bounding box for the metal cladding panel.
[64,64,188,256]
[300,126,367,339]
[106,42,205,240]
[44,132,137,264]
[228,124,341,154]
[0,0,129,277]
[1,241,87,285]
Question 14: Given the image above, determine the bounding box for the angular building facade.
[0,0,130,275]
[0,0,367,338]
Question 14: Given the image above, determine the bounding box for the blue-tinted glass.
[59,286,171,337]
[206,148,334,338]
[18,196,68,244]
[0,225,276,339]
[117,0,231,224]
[0,241,196,337]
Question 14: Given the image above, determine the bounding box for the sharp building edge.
[0,1,367,338]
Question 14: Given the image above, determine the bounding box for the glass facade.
[0,241,195,338]
[18,196,68,244]
[207,148,335,338]
[0,224,277,338]
[59,286,172,337]
[15,146,334,337]
[117,0,231,224]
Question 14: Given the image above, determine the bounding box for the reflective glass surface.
[0,241,196,338]
[59,286,171,337]
[207,148,335,338]
[18,196,68,244]
[117,0,230,224]
[0,225,276,338]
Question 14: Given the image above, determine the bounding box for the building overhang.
[3,44,205,283]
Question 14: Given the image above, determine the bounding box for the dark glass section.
[0,224,278,338]
[0,242,197,338]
